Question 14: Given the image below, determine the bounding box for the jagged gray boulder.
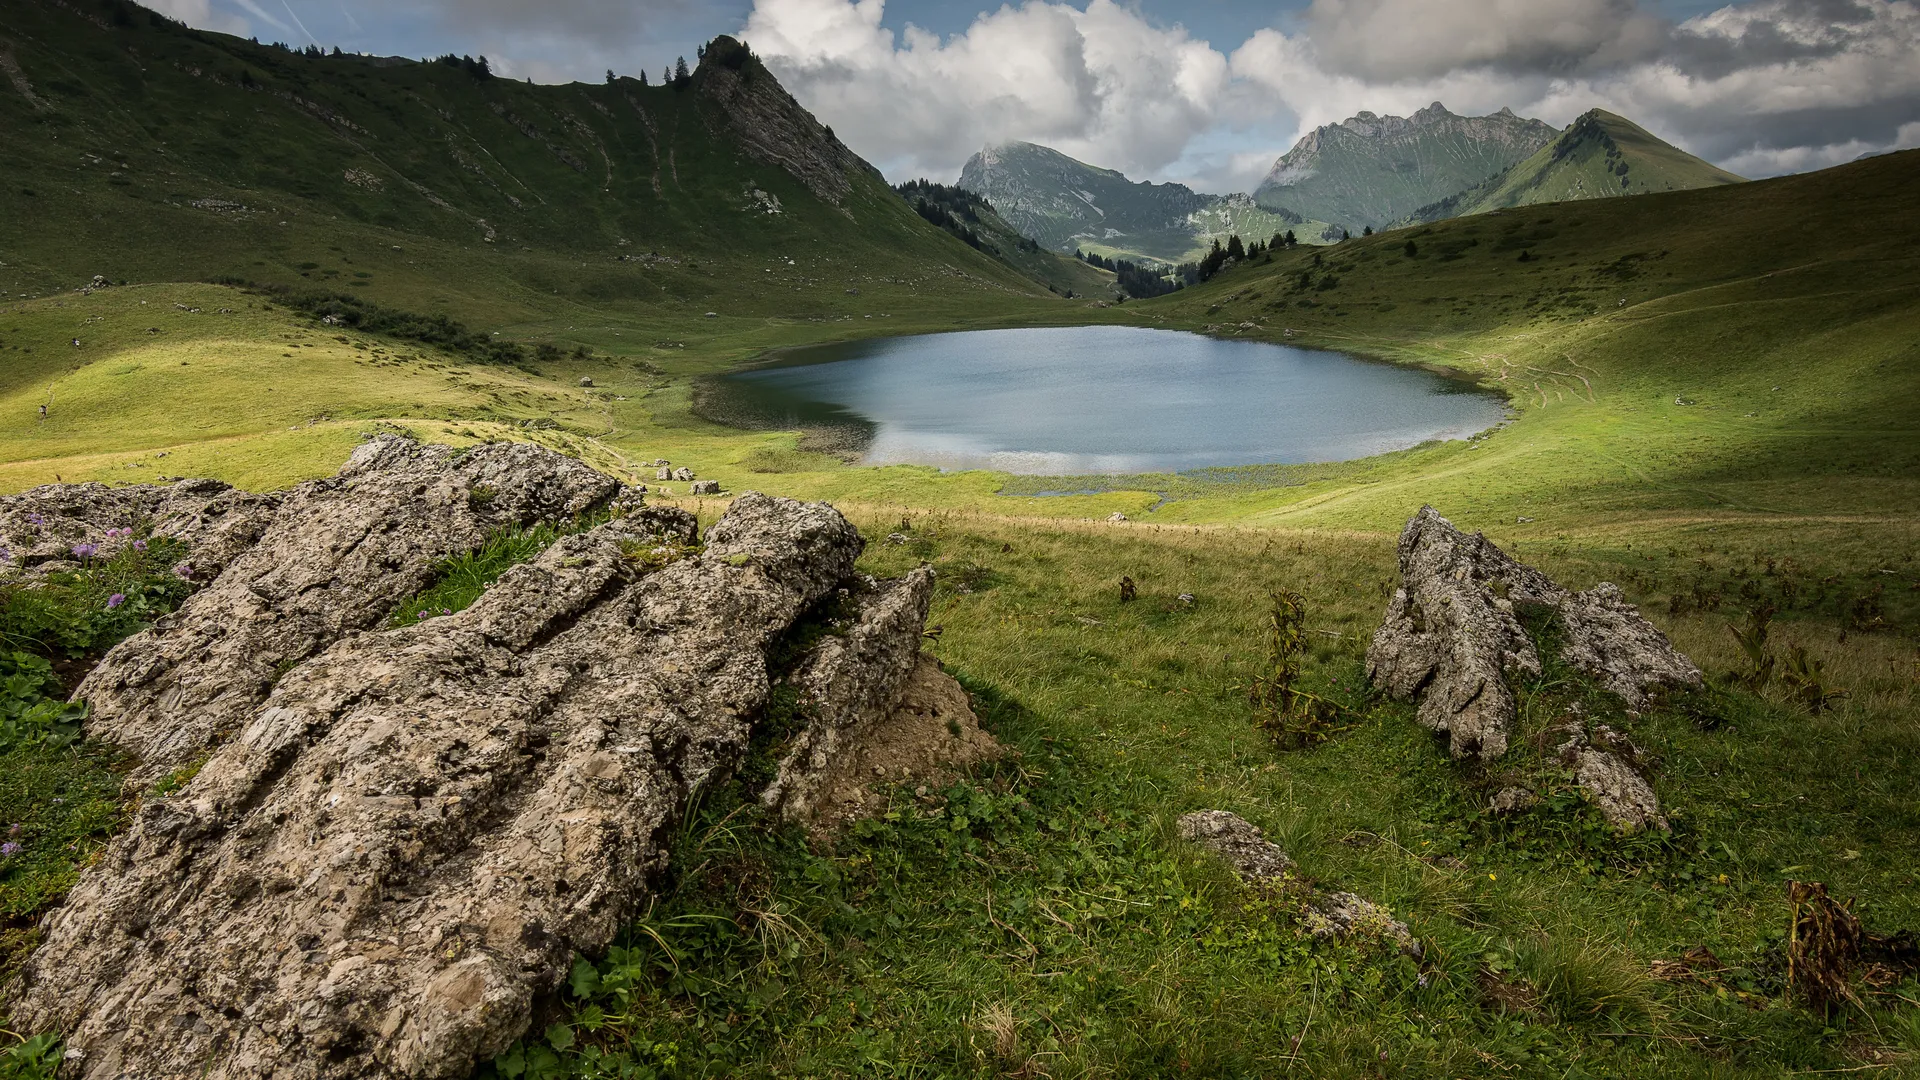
[761,570,935,821]
[1367,506,1700,760]
[6,465,956,1080]
[73,437,621,784]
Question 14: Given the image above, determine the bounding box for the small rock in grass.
[1176,810,1293,879]
[1489,786,1537,814]
[1303,892,1423,957]
[689,480,720,495]
[1551,721,1667,831]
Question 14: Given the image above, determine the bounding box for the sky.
[145,0,1920,192]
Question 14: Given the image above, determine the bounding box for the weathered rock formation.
[1176,810,1420,957]
[4,442,973,1080]
[748,557,998,818]
[1367,506,1700,760]
[75,437,620,784]
[0,476,279,578]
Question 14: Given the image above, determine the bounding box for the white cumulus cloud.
[743,0,1231,183]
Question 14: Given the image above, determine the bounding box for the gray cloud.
[1303,0,1666,80]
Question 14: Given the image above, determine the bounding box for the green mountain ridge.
[1408,109,1746,224]
[0,0,1053,323]
[956,141,1337,264]
[1254,102,1557,231]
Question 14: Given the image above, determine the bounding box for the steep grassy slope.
[1412,109,1745,223]
[1255,103,1557,231]
[0,0,1051,325]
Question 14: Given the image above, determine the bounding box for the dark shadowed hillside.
[0,2,1048,322]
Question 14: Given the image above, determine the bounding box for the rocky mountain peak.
[1256,102,1559,230]
[693,35,878,206]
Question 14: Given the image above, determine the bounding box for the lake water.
[709,326,1506,475]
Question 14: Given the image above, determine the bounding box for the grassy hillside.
[1255,102,1557,232]
[0,0,1058,327]
[1413,109,1745,223]
[1139,149,1917,536]
[1,10,1918,1075]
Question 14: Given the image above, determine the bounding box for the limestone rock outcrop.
[1366,506,1700,760]
[0,476,280,577]
[3,443,968,1080]
[1549,718,1668,831]
[75,437,621,784]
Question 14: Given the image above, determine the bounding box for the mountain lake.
[707,325,1508,475]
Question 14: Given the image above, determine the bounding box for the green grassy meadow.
[2,2,1918,1074]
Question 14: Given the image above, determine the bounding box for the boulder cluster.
[1366,506,1701,827]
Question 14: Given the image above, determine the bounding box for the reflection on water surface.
[709,326,1505,475]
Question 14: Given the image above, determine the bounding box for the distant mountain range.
[957,142,1336,264]
[1253,102,1556,231]
[957,103,1743,265]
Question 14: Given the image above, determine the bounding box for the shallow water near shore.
[710,325,1506,475]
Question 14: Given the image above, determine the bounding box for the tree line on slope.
[1078,229,1309,299]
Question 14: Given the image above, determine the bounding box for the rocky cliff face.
[1256,102,1557,230]
[2,440,978,1080]
[694,36,879,207]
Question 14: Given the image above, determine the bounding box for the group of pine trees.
[1078,228,1306,299]
[894,180,998,254]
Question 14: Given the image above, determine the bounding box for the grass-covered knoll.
[1415,109,1746,222]
[477,510,1920,1078]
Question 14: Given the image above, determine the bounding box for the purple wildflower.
[133,539,147,552]
[0,547,10,562]
[0,842,20,859]
[107,593,126,610]
[441,608,452,616]
[173,561,194,580]
[27,513,43,526]
[72,542,98,559]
